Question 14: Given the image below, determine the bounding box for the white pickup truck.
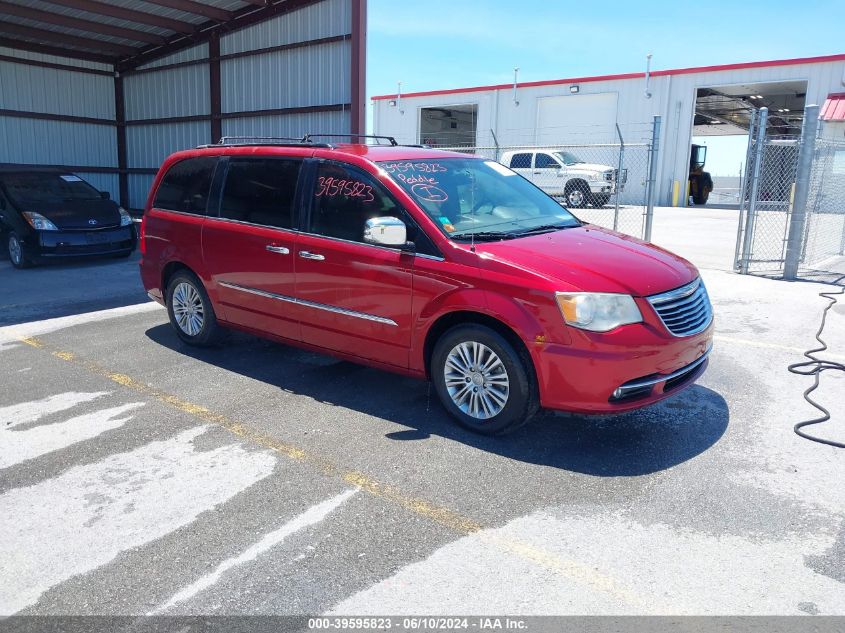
[500,149,623,208]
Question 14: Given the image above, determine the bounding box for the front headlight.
[555,292,642,332]
[119,207,133,227]
[22,211,58,231]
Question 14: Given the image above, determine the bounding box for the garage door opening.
[688,80,807,207]
[419,104,477,147]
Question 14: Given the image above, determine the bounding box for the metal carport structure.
[0,0,366,210]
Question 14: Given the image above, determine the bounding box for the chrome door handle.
[266,245,290,255]
[299,251,325,261]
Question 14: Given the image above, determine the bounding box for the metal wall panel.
[126,121,210,168]
[125,65,210,120]
[0,116,117,165]
[136,44,209,71]
[221,40,349,112]
[128,173,157,210]
[0,58,114,118]
[220,0,350,55]
[221,109,349,138]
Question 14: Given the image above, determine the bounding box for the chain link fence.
[432,141,655,239]
[736,106,845,281]
[422,118,662,240]
[799,135,845,279]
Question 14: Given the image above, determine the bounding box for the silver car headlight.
[119,207,133,227]
[22,211,58,231]
[555,292,642,332]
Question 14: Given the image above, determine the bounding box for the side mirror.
[100,191,110,200]
[364,216,408,248]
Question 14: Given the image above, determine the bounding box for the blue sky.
[366,0,844,175]
[366,0,845,99]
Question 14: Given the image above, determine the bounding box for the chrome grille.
[647,278,712,337]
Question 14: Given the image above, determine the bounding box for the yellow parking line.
[19,334,654,609]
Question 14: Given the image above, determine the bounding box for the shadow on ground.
[146,324,729,477]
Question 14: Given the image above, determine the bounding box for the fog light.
[612,388,623,399]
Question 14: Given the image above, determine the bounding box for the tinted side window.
[535,153,559,168]
[219,159,301,229]
[308,162,438,256]
[509,153,531,169]
[153,157,218,214]
[309,163,401,243]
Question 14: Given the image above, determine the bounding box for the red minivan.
[140,136,713,435]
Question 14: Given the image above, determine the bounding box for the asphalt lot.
[1,208,844,615]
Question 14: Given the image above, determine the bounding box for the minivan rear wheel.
[7,232,32,269]
[166,271,225,346]
[432,324,539,435]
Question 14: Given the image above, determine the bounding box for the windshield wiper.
[451,230,520,242]
[513,223,577,236]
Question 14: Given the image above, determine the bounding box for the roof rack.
[196,136,333,149]
[302,133,398,146]
[196,133,409,150]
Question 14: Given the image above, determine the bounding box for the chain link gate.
[736,105,845,280]
[734,107,802,275]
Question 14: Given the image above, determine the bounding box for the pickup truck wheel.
[432,324,539,435]
[8,232,33,269]
[564,182,590,208]
[166,271,226,346]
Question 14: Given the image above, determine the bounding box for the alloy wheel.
[172,282,205,336]
[8,234,22,266]
[443,341,510,420]
[567,188,585,207]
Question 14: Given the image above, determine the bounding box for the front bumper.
[532,319,714,414]
[33,225,136,258]
[588,182,615,195]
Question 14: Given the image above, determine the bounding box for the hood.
[566,163,613,173]
[23,198,121,230]
[474,225,698,296]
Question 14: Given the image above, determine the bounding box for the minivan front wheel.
[432,324,539,435]
[166,271,225,346]
[8,232,32,269]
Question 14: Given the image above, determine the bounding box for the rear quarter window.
[508,153,532,169]
[153,157,218,214]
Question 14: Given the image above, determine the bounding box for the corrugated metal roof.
[0,0,294,67]
[821,93,845,121]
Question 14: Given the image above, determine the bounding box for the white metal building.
[0,0,366,211]
[372,53,845,206]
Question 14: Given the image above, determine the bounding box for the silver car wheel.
[567,188,585,207]
[172,281,205,337]
[8,234,22,266]
[444,341,510,420]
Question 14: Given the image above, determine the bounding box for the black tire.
[165,270,226,346]
[563,181,590,208]
[591,194,610,208]
[431,324,539,435]
[7,231,33,269]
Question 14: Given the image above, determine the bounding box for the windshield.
[379,158,581,241]
[0,172,101,206]
[553,151,584,165]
